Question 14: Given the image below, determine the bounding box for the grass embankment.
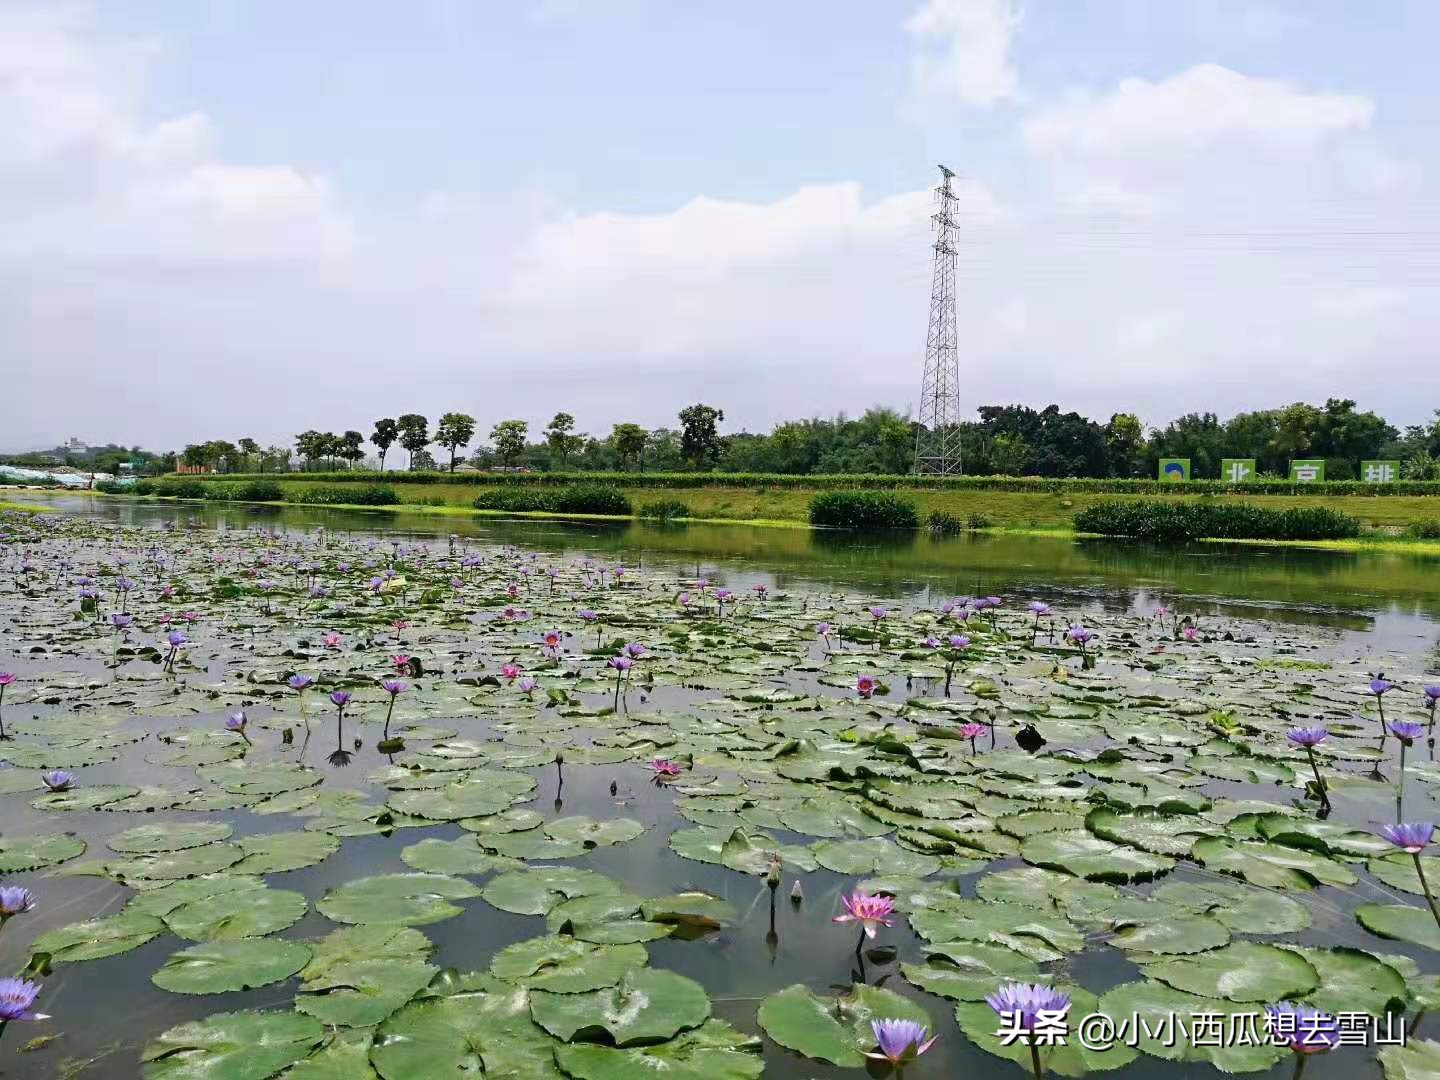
[373,481,1440,532]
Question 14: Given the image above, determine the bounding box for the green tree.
[545,412,584,469]
[371,418,399,471]
[237,438,260,472]
[990,433,1032,476]
[678,403,725,468]
[490,419,529,468]
[397,414,430,470]
[340,430,366,469]
[609,423,648,471]
[1103,413,1145,478]
[436,412,477,472]
[294,431,325,470]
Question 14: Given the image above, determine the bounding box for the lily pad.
[529,967,710,1045]
[318,873,480,926]
[152,938,312,994]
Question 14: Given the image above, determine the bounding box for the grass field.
[346,481,1440,532]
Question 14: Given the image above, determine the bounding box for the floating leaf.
[152,938,312,994]
[490,936,647,993]
[552,1018,763,1080]
[318,873,480,926]
[141,1010,324,1079]
[530,967,710,1045]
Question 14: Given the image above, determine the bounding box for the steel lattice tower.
[914,165,963,474]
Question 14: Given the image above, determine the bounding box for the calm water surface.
[1,493,1437,1079]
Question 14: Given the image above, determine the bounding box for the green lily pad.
[29,911,166,963]
[297,958,439,1027]
[1020,830,1173,884]
[552,1019,763,1080]
[152,938,312,994]
[482,867,620,916]
[401,836,523,876]
[490,936,647,993]
[1143,942,1320,1002]
[955,984,1138,1076]
[756,983,931,1068]
[230,830,341,874]
[1380,1037,1440,1079]
[141,1010,325,1079]
[1097,980,1286,1073]
[0,832,86,871]
[108,822,234,854]
[813,836,941,877]
[1356,903,1440,950]
[529,967,710,1045]
[318,873,480,926]
[163,883,308,941]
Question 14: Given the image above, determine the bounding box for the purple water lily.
[1371,676,1394,740]
[987,982,1072,1079]
[288,674,313,692]
[863,1018,938,1067]
[0,977,46,1023]
[1287,727,1331,811]
[1379,822,1440,932]
[41,770,73,792]
[0,886,36,920]
[225,711,251,745]
[1264,1002,1338,1056]
[380,679,406,740]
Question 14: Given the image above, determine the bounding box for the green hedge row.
[472,484,631,515]
[809,491,920,530]
[135,479,398,505]
[207,469,1440,497]
[1074,499,1362,542]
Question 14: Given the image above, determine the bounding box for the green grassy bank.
[277,478,1440,531]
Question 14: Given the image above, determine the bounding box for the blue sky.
[5,1,1439,450]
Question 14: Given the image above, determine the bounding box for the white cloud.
[904,0,1021,107]
[1023,63,1372,157]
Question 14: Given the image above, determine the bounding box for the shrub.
[966,512,994,529]
[131,479,156,496]
[1074,500,1360,542]
[473,484,631,516]
[926,510,963,536]
[809,491,919,530]
[230,480,284,502]
[92,480,126,494]
[290,484,398,506]
[1406,518,1440,539]
[638,499,691,521]
[154,478,209,499]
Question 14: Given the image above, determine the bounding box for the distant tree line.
[168,398,1440,479]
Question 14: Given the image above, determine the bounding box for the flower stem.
[1292,1053,1309,1080]
[1304,746,1330,810]
[1029,1038,1044,1080]
[1413,851,1440,931]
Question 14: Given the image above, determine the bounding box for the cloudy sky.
[4,1,1439,452]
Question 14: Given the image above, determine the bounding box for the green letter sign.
[1220,459,1257,483]
[1289,459,1325,483]
[1360,460,1400,483]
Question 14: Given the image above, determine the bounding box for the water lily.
[863,1018,938,1068]
[833,890,894,940]
[753,583,768,597]
[41,770,73,792]
[225,711,251,745]
[391,654,410,673]
[856,674,878,699]
[518,676,538,696]
[329,690,351,719]
[986,982,1072,1080]
[1426,685,1440,727]
[288,674,313,692]
[869,606,888,621]
[1371,675,1394,740]
[1287,726,1331,811]
[1264,1002,1338,1066]
[542,630,563,655]
[323,633,341,649]
[0,977,47,1027]
[1379,822,1440,930]
[501,663,521,682]
[816,621,832,651]
[959,722,988,754]
[624,641,647,659]
[0,886,36,922]
[646,758,683,779]
[381,679,406,740]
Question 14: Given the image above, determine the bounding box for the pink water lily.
[856,674,878,699]
[647,758,683,778]
[833,890,894,939]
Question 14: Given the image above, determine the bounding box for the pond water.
[1,494,1438,1079]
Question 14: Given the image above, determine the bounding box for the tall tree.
[436,412,477,472]
[237,438,260,472]
[371,418,399,471]
[490,420,529,468]
[545,412,584,469]
[340,430,366,469]
[609,423,648,471]
[295,431,326,470]
[1103,414,1145,478]
[396,414,430,470]
[678,403,725,468]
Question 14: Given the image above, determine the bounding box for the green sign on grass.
[1220,459,1257,483]
[1360,460,1401,483]
[1158,459,1190,482]
[1289,459,1325,483]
